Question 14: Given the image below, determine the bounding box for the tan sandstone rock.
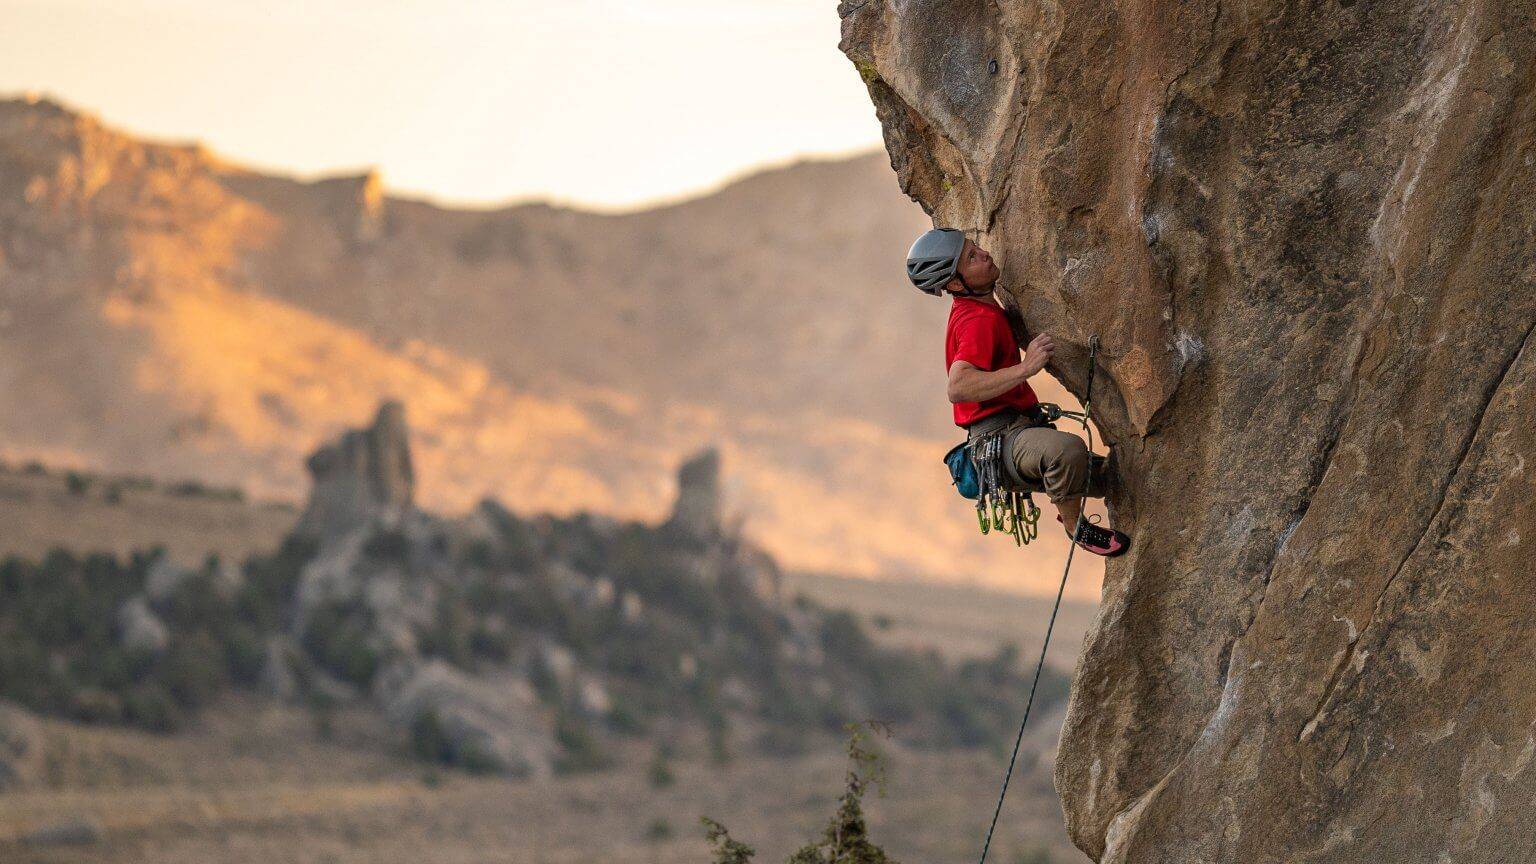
[295,400,415,541]
[842,2,1536,861]
[664,448,722,541]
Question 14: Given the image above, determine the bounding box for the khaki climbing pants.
[1004,424,1092,503]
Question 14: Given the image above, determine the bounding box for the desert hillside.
[0,406,1092,864]
[0,95,1094,592]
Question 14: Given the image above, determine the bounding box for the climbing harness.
[969,424,1042,546]
[976,336,1100,864]
[946,391,1096,548]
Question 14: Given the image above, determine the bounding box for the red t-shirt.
[945,297,1039,427]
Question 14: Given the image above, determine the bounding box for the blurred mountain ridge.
[0,94,1085,590]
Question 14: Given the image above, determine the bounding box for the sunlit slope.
[0,96,1091,592]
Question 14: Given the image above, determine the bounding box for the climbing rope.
[976,336,1099,864]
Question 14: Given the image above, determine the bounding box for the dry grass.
[0,468,294,568]
[1,697,1084,864]
[783,571,1097,669]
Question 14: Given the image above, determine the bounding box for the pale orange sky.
[0,0,885,211]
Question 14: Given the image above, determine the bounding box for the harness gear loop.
[975,336,1099,864]
[966,409,1042,546]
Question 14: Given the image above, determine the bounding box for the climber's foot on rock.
[1059,515,1129,557]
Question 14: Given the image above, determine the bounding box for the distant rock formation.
[295,400,414,541]
[375,661,555,778]
[659,448,783,601]
[843,1,1536,861]
[316,169,387,247]
[116,596,169,656]
[284,402,558,775]
[0,702,43,789]
[663,448,721,541]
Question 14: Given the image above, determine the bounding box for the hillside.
[0,404,1068,769]
[0,459,1096,669]
[0,94,1094,592]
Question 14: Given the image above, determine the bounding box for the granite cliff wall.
[842,1,1536,860]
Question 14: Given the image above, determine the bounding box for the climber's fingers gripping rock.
[1022,332,1054,376]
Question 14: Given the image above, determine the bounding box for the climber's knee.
[1043,434,1091,503]
[1009,426,1092,503]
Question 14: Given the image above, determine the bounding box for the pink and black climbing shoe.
[1060,516,1130,557]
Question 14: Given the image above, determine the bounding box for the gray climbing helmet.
[906,228,967,296]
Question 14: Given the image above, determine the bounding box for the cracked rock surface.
[842,0,1536,861]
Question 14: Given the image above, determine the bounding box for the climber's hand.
[1022,333,1055,376]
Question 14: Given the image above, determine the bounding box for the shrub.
[553,712,611,774]
[410,708,504,774]
[703,818,756,864]
[473,500,543,569]
[707,710,732,766]
[647,746,676,788]
[122,684,179,732]
[702,722,897,864]
[410,710,452,764]
[239,535,317,630]
[302,600,381,687]
[644,818,675,842]
[161,632,229,708]
[362,529,412,563]
[224,624,268,685]
[166,480,244,501]
[607,698,649,736]
[418,593,476,670]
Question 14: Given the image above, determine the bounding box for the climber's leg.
[1055,494,1083,527]
[1008,426,1090,504]
[1009,426,1129,557]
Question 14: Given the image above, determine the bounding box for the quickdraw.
[968,424,1042,546]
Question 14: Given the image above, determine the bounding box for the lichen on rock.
[843,1,1536,861]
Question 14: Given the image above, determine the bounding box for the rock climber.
[907,228,1130,557]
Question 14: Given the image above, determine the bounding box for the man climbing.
[907,228,1130,557]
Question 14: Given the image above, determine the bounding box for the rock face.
[843,3,1536,862]
[295,400,415,540]
[376,661,554,778]
[663,448,722,541]
[116,596,170,656]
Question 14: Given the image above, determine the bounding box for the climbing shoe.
[1059,515,1129,557]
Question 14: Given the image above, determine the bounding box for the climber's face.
[950,239,1000,294]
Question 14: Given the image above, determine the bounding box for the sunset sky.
[0,0,884,211]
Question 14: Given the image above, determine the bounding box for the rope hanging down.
[976,335,1099,864]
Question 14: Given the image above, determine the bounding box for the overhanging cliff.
[841,1,1536,860]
